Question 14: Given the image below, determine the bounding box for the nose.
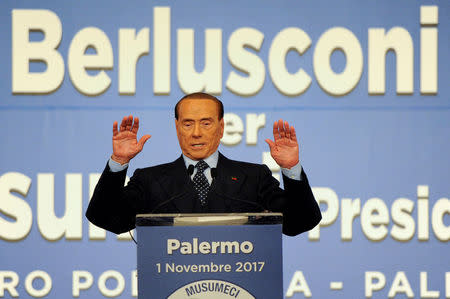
[192,123,202,137]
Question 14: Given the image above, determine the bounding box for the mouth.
[191,143,206,149]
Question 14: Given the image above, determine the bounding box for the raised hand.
[111,115,151,164]
[265,120,299,169]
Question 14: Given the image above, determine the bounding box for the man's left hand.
[265,119,299,169]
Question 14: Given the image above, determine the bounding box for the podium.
[136,213,283,299]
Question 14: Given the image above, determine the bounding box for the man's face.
[175,98,224,160]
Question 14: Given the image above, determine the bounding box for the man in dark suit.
[86,93,321,236]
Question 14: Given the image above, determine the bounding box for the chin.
[193,154,208,160]
[186,152,207,160]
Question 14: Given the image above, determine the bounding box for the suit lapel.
[208,153,247,211]
[154,156,197,212]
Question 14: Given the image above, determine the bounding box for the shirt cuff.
[281,162,302,181]
[108,158,129,172]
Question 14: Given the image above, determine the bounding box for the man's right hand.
[111,115,151,165]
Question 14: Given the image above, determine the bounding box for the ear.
[219,118,224,138]
[175,118,180,137]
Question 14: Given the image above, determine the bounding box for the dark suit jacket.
[86,153,321,236]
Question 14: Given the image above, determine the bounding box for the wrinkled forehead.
[177,98,220,120]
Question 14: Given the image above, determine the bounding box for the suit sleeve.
[85,162,145,234]
[281,169,322,236]
[259,165,322,236]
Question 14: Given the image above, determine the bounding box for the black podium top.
[136,213,282,227]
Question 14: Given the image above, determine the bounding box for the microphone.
[150,190,190,213]
[209,168,264,210]
[222,194,266,211]
[151,165,196,213]
[213,189,266,211]
[188,164,195,175]
[211,168,217,179]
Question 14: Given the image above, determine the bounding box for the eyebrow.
[182,117,214,122]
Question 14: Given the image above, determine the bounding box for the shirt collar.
[182,150,219,169]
